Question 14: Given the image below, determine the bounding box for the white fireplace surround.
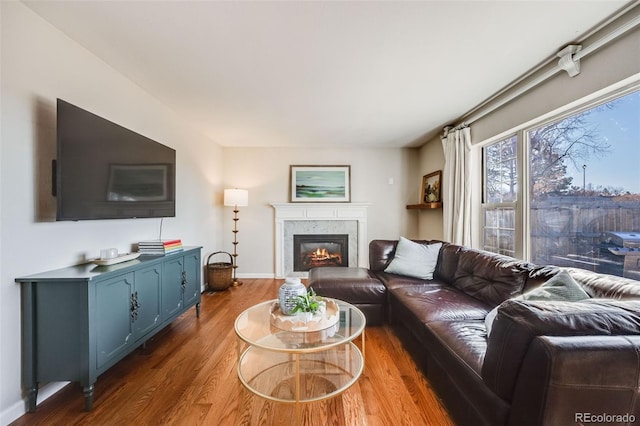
[272,203,369,278]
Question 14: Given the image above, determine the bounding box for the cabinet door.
[96,273,134,368]
[162,256,184,320]
[133,265,162,340]
[182,252,201,307]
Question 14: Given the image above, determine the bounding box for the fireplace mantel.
[271,203,369,278]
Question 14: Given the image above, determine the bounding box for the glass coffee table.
[234,298,366,403]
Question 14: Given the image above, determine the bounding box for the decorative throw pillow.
[519,269,590,302]
[485,269,590,336]
[383,237,442,280]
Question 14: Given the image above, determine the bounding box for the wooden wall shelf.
[406,202,442,210]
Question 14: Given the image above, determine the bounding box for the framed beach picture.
[290,165,351,202]
[421,170,442,204]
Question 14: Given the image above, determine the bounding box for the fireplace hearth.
[293,234,349,271]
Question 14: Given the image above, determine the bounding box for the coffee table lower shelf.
[238,343,364,403]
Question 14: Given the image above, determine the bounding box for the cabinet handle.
[181,271,187,290]
[130,291,140,322]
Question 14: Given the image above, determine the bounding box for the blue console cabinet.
[15,246,202,412]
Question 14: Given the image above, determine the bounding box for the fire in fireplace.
[293,234,349,271]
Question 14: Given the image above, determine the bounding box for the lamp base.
[232,279,243,287]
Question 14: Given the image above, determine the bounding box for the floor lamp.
[224,189,249,286]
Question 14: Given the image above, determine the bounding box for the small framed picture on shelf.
[420,170,442,204]
[290,165,351,202]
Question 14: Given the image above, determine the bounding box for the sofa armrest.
[368,240,398,272]
[482,299,640,402]
[508,335,640,426]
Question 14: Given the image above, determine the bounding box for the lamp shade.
[224,189,249,207]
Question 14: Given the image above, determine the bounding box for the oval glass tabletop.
[234,298,366,353]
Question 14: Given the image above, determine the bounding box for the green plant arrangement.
[291,288,323,314]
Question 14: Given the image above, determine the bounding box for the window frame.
[481,134,521,258]
[478,80,640,263]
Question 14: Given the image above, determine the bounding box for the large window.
[482,88,640,278]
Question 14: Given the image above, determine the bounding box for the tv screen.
[56,99,176,220]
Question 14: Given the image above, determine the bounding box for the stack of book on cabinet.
[138,239,183,255]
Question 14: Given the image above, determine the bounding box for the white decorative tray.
[270,299,340,332]
[92,252,141,266]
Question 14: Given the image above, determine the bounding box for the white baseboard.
[236,272,276,279]
[2,382,68,425]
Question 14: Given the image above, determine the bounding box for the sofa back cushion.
[482,298,640,402]
[436,245,560,295]
[433,242,462,285]
[522,264,562,293]
[567,267,640,299]
[451,248,530,306]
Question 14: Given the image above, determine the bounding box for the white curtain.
[441,126,472,245]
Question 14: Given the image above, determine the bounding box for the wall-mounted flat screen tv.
[56,99,176,220]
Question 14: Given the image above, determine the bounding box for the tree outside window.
[483,89,640,278]
[528,90,639,277]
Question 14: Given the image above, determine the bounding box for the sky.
[563,89,640,194]
[296,170,346,188]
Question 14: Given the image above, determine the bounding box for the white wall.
[221,147,419,277]
[0,3,223,423]
[472,19,640,145]
[415,11,640,243]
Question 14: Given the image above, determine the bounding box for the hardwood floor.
[11,279,453,426]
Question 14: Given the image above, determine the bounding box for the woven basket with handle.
[206,251,233,291]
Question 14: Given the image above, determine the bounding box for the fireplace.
[272,203,368,278]
[293,234,349,271]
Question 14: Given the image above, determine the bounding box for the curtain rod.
[453,3,640,129]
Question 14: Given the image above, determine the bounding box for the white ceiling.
[23,1,630,148]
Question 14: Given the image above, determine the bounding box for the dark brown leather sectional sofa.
[309,239,640,426]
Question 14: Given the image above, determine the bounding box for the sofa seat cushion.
[374,271,435,290]
[308,267,385,304]
[390,285,491,323]
[428,320,488,376]
[308,267,387,325]
[390,288,510,426]
[423,319,509,426]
